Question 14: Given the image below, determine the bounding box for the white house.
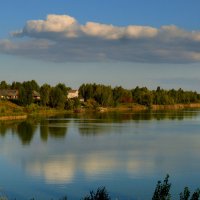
[67,90,79,99]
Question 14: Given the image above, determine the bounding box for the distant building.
[0,89,41,100]
[67,90,79,99]
[0,90,19,99]
[32,90,41,100]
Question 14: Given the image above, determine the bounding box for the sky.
[1,0,200,90]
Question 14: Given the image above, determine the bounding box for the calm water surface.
[0,110,200,199]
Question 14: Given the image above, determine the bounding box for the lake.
[0,110,200,200]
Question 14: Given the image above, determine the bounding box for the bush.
[152,174,171,200]
[82,187,111,200]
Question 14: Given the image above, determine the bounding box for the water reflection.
[69,109,199,122]
[26,155,76,183]
[0,117,68,145]
[0,110,199,144]
[40,119,68,142]
[17,121,36,145]
[1,110,200,199]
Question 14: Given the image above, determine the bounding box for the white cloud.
[14,14,80,39]
[125,25,158,38]
[14,14,158,40]
[1,14,200,63]
[81,22,124,39]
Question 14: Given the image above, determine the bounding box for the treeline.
[0,80,75,109]
[1,80,200,109]
[79,83,200,107]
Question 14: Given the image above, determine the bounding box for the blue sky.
[1,0,200,90]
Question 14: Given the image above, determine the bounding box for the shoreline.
[151,103,200,110]
[104,103,200,112]
[0,115,27,121]
[1,103,200,121]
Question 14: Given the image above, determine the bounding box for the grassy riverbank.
[0,101,72,120]
[106,103,200,112]
[0,101,26,119]
[1,100,200,121]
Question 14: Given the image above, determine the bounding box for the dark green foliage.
[29,80,40,92]
[17,80,39,106]
[56,83,71,95]
[65,98,80,110]
[82,187,111,200]
[17,121,35,145]
[180,187,190,200]
[79,83,200,107]
[0,80,10,89]
[113,86,132,105]
[40,83,51,106]
[79,83,113,106]
[152,174,171,200]
[1,79,200,108]
[49,87,66,109]
[22,81,34,105]
[0,175,200,200]
[190,189,200,200]
[11,81,22,89]
[132,86,153,106]
[152,175,200,200]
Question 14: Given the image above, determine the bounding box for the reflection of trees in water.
[80,110,199,122]
[131,110,199,121]
[78,110,200,135]
[17,121,36,145]
[0,122,9,137]
[0,121,18,137]
[0,117,68,144]
[0,120,37,145]
[49,126,67,138]
[78,122,111,136]
[40,119,68,142]
[0,110,199,141]
[75,110,199,125]
[40,119,48,142]
[77,113,126,135]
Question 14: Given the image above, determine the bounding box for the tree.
[11,81,22,89]
[113,86,132,105]
[82,187,111,200]
[49,87,66,109]
[0,80,10,89]
[22,81,34,105]
[180,187,190,200]
[152,174,171,200]
[40,83,51,106]
[190,189,200,200]
[79,83,94,101]
[94,85,113,106]
[56,83,71,95]
[30,80,40,91]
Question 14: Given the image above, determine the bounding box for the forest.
[0,80,200,110]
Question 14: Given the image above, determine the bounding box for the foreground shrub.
[82,187,111,200]
[152,174,171,200]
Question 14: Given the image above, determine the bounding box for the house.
[67,90,79,99]
[0,89,41,100]
[0,89,19,99]
[32,90,41,100]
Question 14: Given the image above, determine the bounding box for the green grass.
[0,100,24,117]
